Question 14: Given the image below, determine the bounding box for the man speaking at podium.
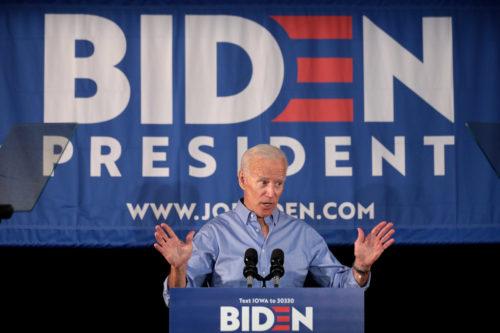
[154,144,395,306]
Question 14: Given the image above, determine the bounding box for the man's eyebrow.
[257,175,285,182]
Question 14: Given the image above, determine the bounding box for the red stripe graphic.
[277,316,290,322]
[271,306,290,313]
[273,99,353,122]
[270,15,352,39]
[270,15,353,122]
[272,325,291,331]
[297,57,353,83]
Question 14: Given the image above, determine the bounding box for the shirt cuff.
[163,276,171,307]
[349,267,371,290]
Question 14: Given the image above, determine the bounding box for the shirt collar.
[234,198,280,226]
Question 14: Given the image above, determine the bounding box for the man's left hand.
[354,221,395,271]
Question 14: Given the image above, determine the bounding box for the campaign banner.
[0,0,499,246]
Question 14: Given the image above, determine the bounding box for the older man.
[154,144,394,305]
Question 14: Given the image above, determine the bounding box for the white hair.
[240,144,288,175]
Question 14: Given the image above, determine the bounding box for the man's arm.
[154,223,195,288]
[168,264,188,288]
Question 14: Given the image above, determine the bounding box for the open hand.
[354,221,395,270]
[154,223,195,269]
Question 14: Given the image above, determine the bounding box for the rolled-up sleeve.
[308,232,370,290]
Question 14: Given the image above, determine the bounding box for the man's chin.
[257,205,275,217]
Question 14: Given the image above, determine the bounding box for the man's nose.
[264,185,276,197]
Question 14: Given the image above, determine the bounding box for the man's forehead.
[255,173,285,180]
[249,158,287,177]
[250,156,286,166]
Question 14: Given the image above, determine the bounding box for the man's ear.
[238,170,246,190]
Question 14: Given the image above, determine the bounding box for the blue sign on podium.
[170,288,364,333]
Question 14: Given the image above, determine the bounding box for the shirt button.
[255,228,260,232]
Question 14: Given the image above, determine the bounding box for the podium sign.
[170,288,364,333]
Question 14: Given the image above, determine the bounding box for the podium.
[170,288,364,333]
[0,123,76,221]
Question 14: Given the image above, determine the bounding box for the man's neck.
[257,216,269,239]
[240,199,270,239]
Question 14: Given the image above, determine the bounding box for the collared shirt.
[163,200,368,305]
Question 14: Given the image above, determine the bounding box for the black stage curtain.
[0,244,497,331]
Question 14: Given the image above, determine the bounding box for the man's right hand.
[154,223,195,272]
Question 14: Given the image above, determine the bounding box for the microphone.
[243,248,259,288]
[270,249,285,287]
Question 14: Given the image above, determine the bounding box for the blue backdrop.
[1,0,499,246]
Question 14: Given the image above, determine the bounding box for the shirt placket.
[248,213,267,287]
[248,213,275,287]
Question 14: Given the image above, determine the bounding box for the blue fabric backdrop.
[1,0,499,246]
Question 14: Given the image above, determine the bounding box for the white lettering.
[220,306,240,332]
[173,203,196,219]
[241,306,250,332]
[90,136,122,177]
[140,15,173,124]
[43,136,73,176]
[185,15,284,124]
[150,203,173,220]
[338,202,356,220]
[322,202,338,220]
[212,202,230,217]
[299,202,315,220]
[44,14,130,124]
[126,203,149,220]
[237,136,248,173]
[372,136,406,176]
[424,135,455,176]
[363,16,454,123]
[270,136,305,176]
[201,203,211,221]
[286,202,298,217]
[143,136,169,177]
[251,307,274,332]
[358,202,375,219]
[325,136,352,176]
[292,307,313,331]
[189,136,216,177]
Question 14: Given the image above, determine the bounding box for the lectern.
[170,288,364,333]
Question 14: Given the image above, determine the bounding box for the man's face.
[238,157,287,218]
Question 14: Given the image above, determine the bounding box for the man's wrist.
[352,261,370,274]
[171,264,187,272]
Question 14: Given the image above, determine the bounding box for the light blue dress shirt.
[163,200,367,305]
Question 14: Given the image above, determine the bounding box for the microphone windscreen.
[244,248,258,266]
[271,248,284,265]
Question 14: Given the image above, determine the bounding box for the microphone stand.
[247,272,282,288]
[244,271,277,288]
